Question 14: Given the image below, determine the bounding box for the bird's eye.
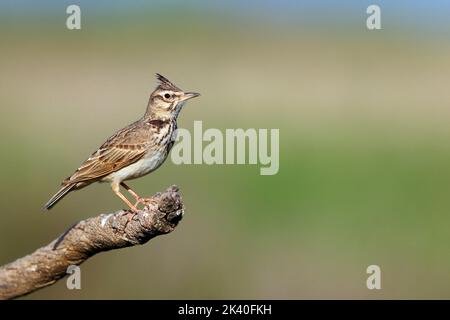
[164,93,171,99]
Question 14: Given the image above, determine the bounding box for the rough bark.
[0,185,184,300]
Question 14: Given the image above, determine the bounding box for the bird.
[44,73,200,212]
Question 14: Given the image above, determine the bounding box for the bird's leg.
[120,182,142,204]
[120,182,153,207]
[111,183,139,214]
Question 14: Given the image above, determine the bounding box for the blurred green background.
[1,0,450,299]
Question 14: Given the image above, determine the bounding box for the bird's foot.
[134,197,158,209]
[118,205,139,224]
[119,210,138,225]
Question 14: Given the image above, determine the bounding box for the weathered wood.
[0,185,184,299]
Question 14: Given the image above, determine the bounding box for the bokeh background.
[1,0,450,299]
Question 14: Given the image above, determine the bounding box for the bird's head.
[146,73,200,118]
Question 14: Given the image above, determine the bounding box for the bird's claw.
[117,210,138,227]
[134,197,157,208]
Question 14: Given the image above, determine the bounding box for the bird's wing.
[64,121,155,184]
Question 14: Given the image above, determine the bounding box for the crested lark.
[44,74,200,212]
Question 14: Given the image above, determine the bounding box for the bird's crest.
[155,73,182,92]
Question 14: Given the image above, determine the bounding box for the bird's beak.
[181,92,201,101]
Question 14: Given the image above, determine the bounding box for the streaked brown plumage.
[44,74,200,212]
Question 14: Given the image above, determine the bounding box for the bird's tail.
[44,184,75,210]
